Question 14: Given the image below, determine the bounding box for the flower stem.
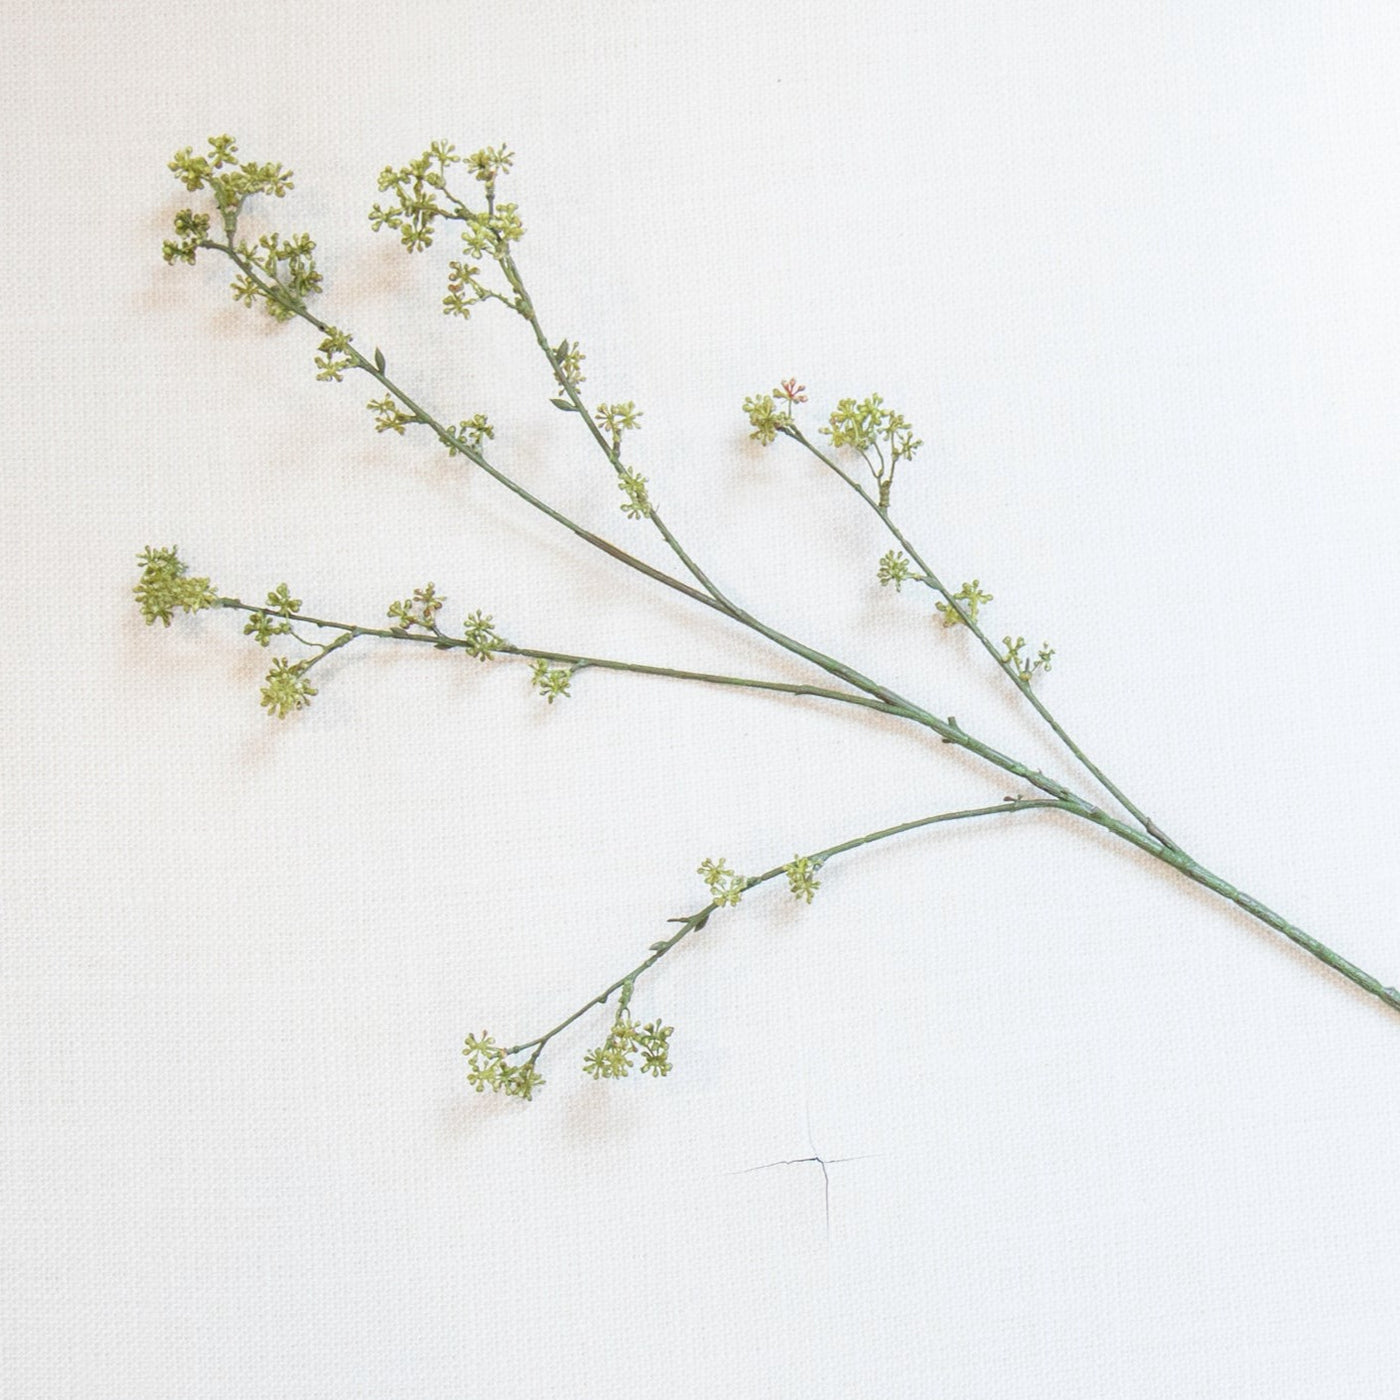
[1075,806,1400,1014]
[508,793,1400,1072]
[216,596,915,720]
[786,423,1180,849]
[506,798,1075,1060]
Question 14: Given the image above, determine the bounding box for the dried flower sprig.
[142,137,1400,1100]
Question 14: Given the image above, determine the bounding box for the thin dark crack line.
[729,1106,883,1238]
[726,1154,881,1236]
[728,1154,879,1175]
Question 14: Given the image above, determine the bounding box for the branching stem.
[156,145,1400,1098]
[197,238,1083,810]
[786,423,1180,849]
[204,239,729,622]
[200,237,1400,1018]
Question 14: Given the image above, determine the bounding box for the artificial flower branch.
[143,137,1400,1099]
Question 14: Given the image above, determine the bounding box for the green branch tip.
[463,1033,544,1099]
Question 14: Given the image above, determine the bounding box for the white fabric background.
[5,2,1400,1395]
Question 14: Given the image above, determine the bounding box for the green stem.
[216,596,916,720]
[497,246,735,608]
[1076,807,1400,1014]
[510,794,1400,1067]
[296,629,355,673]
[506,798,1076,1058]
[787,423,1180,850]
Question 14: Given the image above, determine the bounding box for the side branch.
[215,596,914,720]
[201,239,729,621]
[786,422,1180,849]
[497,244,737,608]
[505,799,1077,1062]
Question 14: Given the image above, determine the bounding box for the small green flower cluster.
[242,583,300,646]
[1003,636,1055,686]
[367,394,416,435]
[743,378,807,445]
[445,414,495,456]
[552,339,586,391]
[594,401,642,445]
[314,327,355,383]
[877,549,915,591]
[368,140,463,252]
[582,1011,674,1080]
[698,857,747,907]
[589,405,650,516]
[260,657,317,718]
[371,142,523,330]
[821,393,922,507]
[164,138,316,322]
[161,209,211,266]
[822,393,920,460]
[462,1033,545,1099]
[387,583,445,632]
[228,231,322,322]
[783,855,823,903]
[464,145,515,185]
[133,547,218,627]
[167,134,292,234]
[460,203,525,259]
[617,469,652,520]
[530,659,573,702]
[442,258,491,319]
[743,395,784,445]
[462,611,504,660]
[936,580,994,628]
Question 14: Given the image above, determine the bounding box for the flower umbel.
[133,547,218,626]
[260,657,317,718]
